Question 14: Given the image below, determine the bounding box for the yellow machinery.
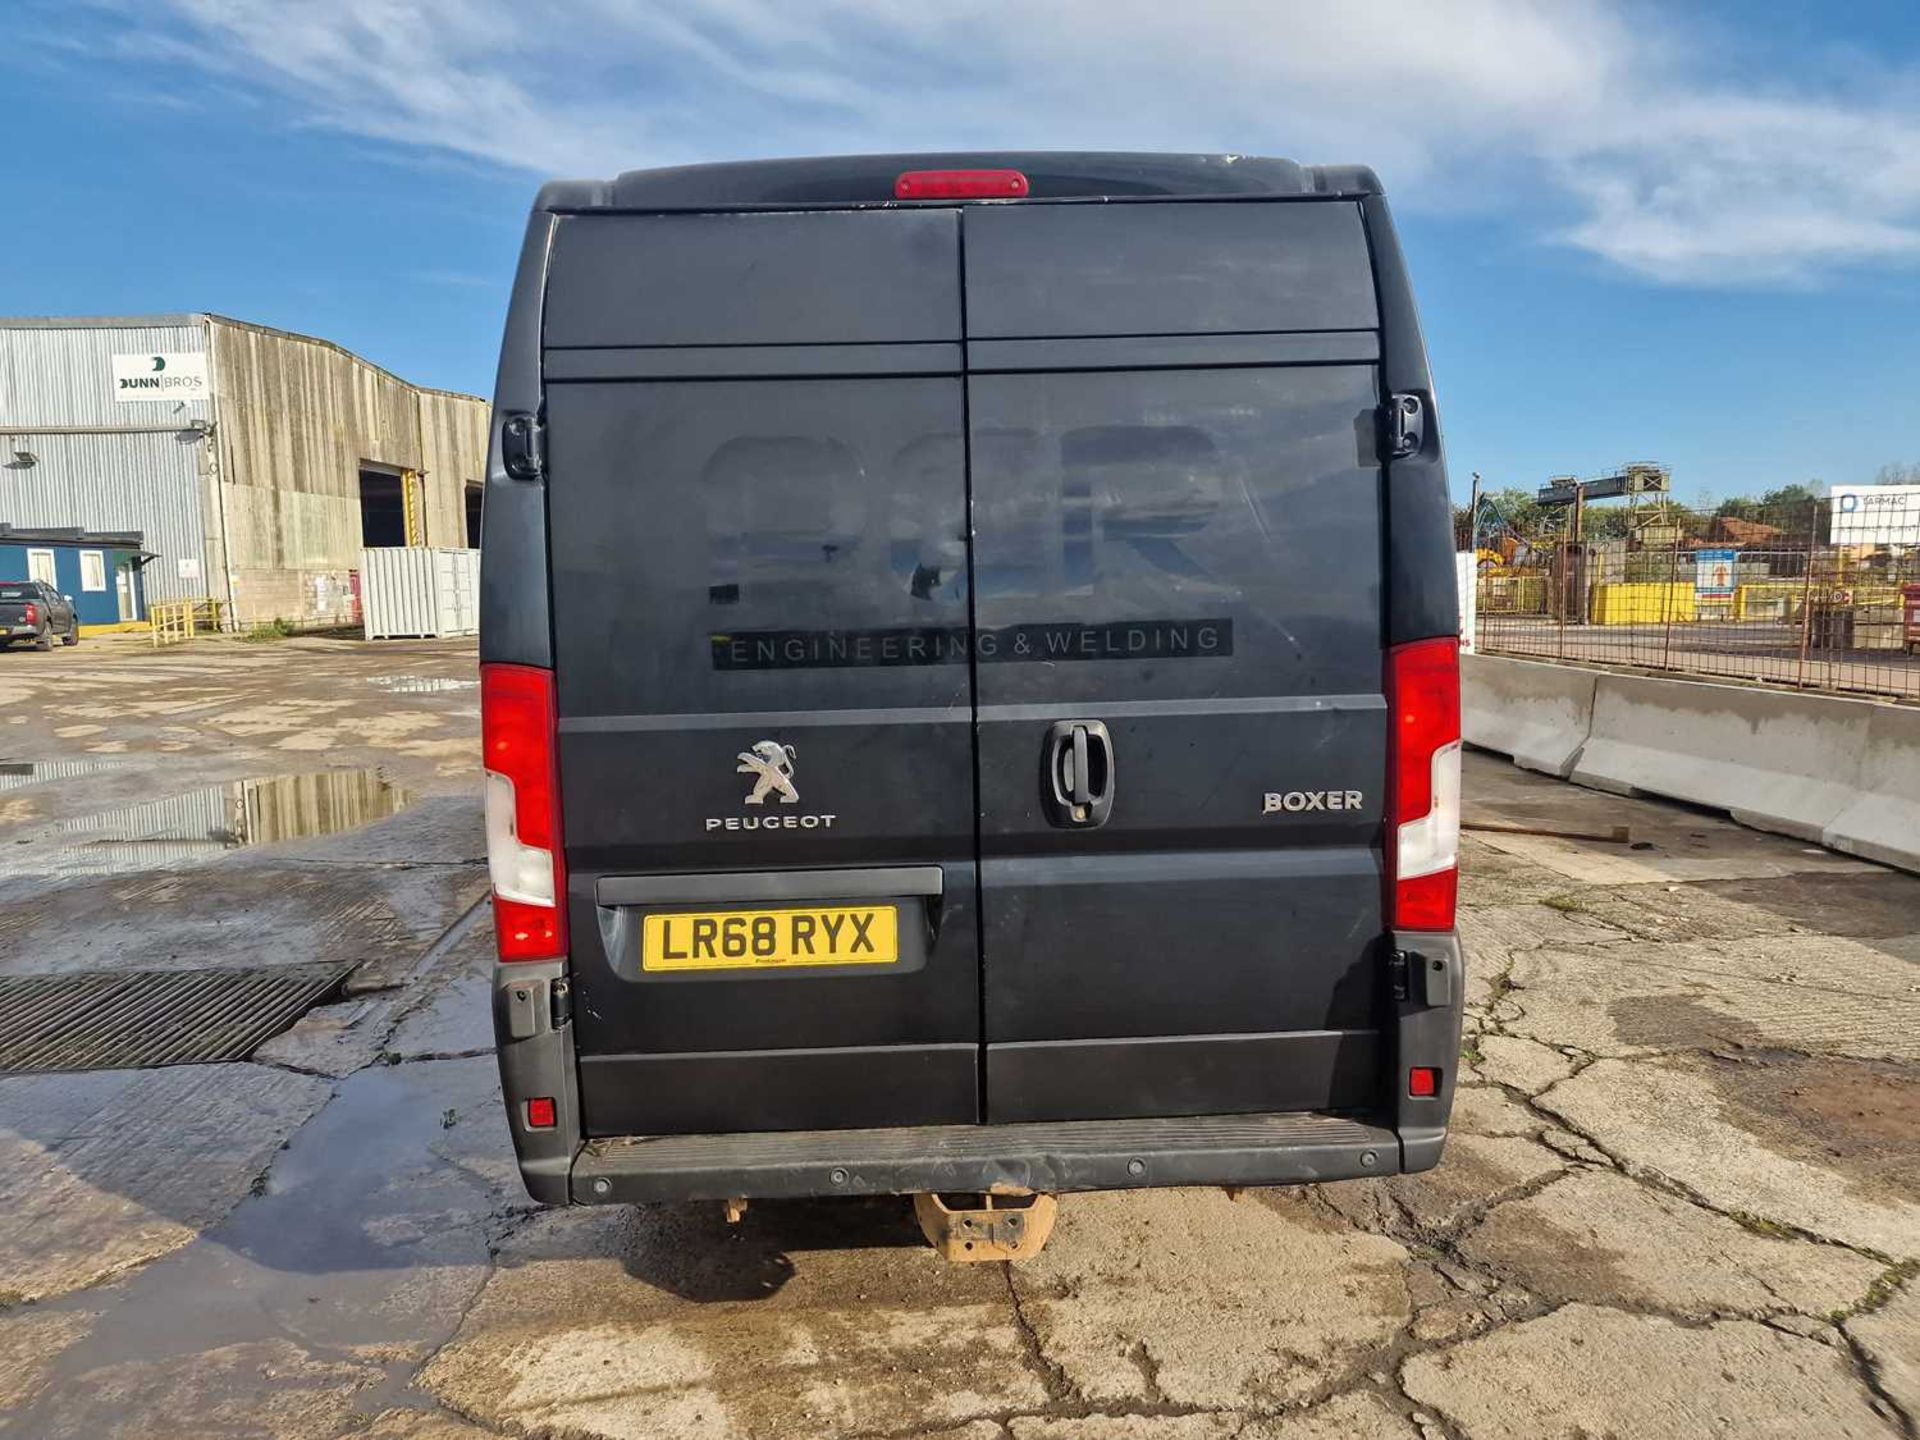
[1588,583,1695,626]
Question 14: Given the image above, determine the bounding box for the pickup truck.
[0,582,79,650]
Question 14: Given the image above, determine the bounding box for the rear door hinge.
[1383,393,1425,460]
[501,412,545,481]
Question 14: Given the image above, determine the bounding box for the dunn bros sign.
[111,352,209,402]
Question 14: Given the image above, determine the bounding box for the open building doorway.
[359,466,407,547]
[465,482,484,549]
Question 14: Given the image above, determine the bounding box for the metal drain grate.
[0,963,354,1074]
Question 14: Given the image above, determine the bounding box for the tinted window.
[545,210,962,348]
[547,377,970,716]
[969,365,1384,701]
[964,201,1378,339]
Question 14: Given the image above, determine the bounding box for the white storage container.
[361,547,480,639]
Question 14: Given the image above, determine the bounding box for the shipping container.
[361,546,480,638]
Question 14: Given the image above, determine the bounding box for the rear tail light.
[22,603,37,627]
[481,663,567,962]
[524,1096,557,1129]
[1386,637,1461,932]
[894,168,1029,200]
[1409,1066,1441,1098]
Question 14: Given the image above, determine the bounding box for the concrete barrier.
[1461,653,1596,777]
[1463,655,1920,875]
[1825,701,1920,870]
[1572,673,1874,844]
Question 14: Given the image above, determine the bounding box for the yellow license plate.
[642,905,899,973]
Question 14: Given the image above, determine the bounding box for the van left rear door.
[540,209,981,1137]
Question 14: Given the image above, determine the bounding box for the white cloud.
[92,0,1920,284]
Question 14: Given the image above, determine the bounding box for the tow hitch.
[912,1191,1058,1262]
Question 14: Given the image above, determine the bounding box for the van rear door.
[541,209,981,1136]
[963,201,1392,1123]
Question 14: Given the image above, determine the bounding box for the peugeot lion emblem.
[737,740,799,805]
[706,740,832,830]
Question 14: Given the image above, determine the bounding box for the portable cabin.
[0,526,154,630]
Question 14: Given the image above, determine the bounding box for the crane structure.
[1535,463,1671,508]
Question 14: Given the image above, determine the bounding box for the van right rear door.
[962,201,1393,1124]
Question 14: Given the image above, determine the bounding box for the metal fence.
[148,597,226,647]
[1465,496,1920,700]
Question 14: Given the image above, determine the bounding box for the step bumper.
[570,1111,1401,1203]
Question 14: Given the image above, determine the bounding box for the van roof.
[535,151,1384,213]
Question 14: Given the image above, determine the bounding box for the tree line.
[1462,463,1916,542]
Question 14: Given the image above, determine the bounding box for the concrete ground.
[0,634,1915,1439]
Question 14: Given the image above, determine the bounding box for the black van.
[481,153,1464,1211]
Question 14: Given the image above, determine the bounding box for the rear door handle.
[1043,720,1115,828]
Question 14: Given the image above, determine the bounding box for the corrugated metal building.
[0,315,488,627]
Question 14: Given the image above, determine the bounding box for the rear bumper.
[494,931,1466,1205]
[571,1112,1399,1203]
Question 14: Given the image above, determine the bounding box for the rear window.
[963,200,1378,339]
[969,364,1384,701]
[544,209,962,348]
[545,376,971,718]
[0,586,39,600]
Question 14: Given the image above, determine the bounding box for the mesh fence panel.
[1465,496,1920,700]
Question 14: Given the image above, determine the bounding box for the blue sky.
[8,0,1920,504]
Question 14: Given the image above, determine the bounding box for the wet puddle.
[0,759,124,792]
[366,675,476,694]
[0,770,413,877]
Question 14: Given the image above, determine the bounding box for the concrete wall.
[207,317,487,626]
[417,388,489,549]
[1463,654,1920,875]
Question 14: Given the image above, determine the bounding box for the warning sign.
[1695,549,1737,600]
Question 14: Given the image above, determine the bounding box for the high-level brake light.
[481,663,567,962]
[1386,636,1461,932]
[894,169,1029,200]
